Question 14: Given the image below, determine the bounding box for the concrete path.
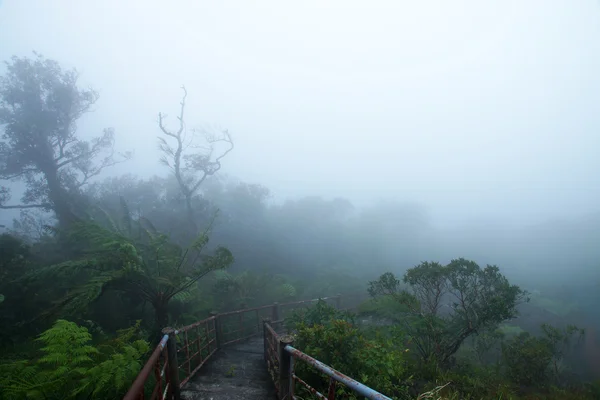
[180,337,276,400]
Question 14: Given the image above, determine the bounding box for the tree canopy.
[368,258,528,363]
[0,53,128,227]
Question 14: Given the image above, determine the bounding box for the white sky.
[1,0,600,227]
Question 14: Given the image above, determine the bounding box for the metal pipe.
[123,334,169,400]
[284,345,392,400]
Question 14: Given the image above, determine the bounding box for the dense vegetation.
[1,54,599,399]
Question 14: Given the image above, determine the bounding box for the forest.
[0,52,600,400]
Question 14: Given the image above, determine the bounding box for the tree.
[0,233,30,325]
[31,202,234,329]
[157,86,234,233]
[86,174,215,246]
[368,258,527,364]
[501,324,583,386]
[0,53,129,228]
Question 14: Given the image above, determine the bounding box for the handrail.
[123,294,347,400]
[278,295,338,308]
[262,294,392,400]
[285,344,392,400]
[176,315,215,333]
[122,334,170,400]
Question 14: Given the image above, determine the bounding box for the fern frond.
[119,196,132,237]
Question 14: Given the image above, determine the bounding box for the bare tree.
[157,86,234,232]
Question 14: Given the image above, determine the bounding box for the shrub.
[288,301,411,399]
[0,320,149,400]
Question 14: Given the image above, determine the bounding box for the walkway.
[180,337,276,400]
[122,295,390,400]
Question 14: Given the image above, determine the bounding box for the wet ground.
[180,337,276,400]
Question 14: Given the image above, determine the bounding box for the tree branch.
[0,203,51,209]
[158,86,188,196]
[1,168,38,180]
[56,143,97,169]
[158,86,187,139]
[53,137,77,163]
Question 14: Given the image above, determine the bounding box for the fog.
[1,0,600,282]
[2,0,599,223]
[3,2,600,393]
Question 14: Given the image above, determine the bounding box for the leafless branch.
[74,157,128,189]
[157,87,234,232]
[158,86,187,140]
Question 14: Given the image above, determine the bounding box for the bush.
[0,320,149,400]
[288,301,411,399]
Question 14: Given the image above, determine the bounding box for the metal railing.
[122,334,172,400]
[173,317,218,386]
[263,319,392,400]
[122,294,348,400]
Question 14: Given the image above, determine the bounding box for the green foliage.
[431,365,515,400]
[225,364,236,377]
[367,271,402,297]
[286,299,354,330]
[211,270,297,311]
[0,53,128,227]
[502,331,554,386]
[0,233,30,315]
[0,319,149,400]
[368,258,527,364]
[29,209,234,327]
[502,324,585,387]
[289,301,411,399]
[358,294,411,321]
[1,52,598,400]
[472,328,505,365]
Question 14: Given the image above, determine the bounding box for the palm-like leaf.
[35,199,233,327]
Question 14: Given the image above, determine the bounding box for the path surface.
[180,337,276,400]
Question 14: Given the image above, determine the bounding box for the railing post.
[262,317,271,362]
[210,311,222,349]
[272,302,280,322]
[335,293,342,310]
[162,328,181,400]
[278,334,294,400]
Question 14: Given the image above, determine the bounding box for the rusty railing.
[263,318,392,400]
[122,334,172,400]
[122,294,349,400]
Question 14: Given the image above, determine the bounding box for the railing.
[173,316,218,386]
[123,294,346,400]
[123,334,172,400]
[263,319,392,400]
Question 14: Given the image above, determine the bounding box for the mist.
[2,1,600,397]
[2,0,599,283]
[2,0,600,222]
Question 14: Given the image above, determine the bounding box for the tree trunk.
[153,299,170,329]
[185,194,198,234]
[43,166,76,229]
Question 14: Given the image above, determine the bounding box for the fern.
[0,320,150,400]
[1,320,95,399]
[26,203,233,328]
[77,339,150,398]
